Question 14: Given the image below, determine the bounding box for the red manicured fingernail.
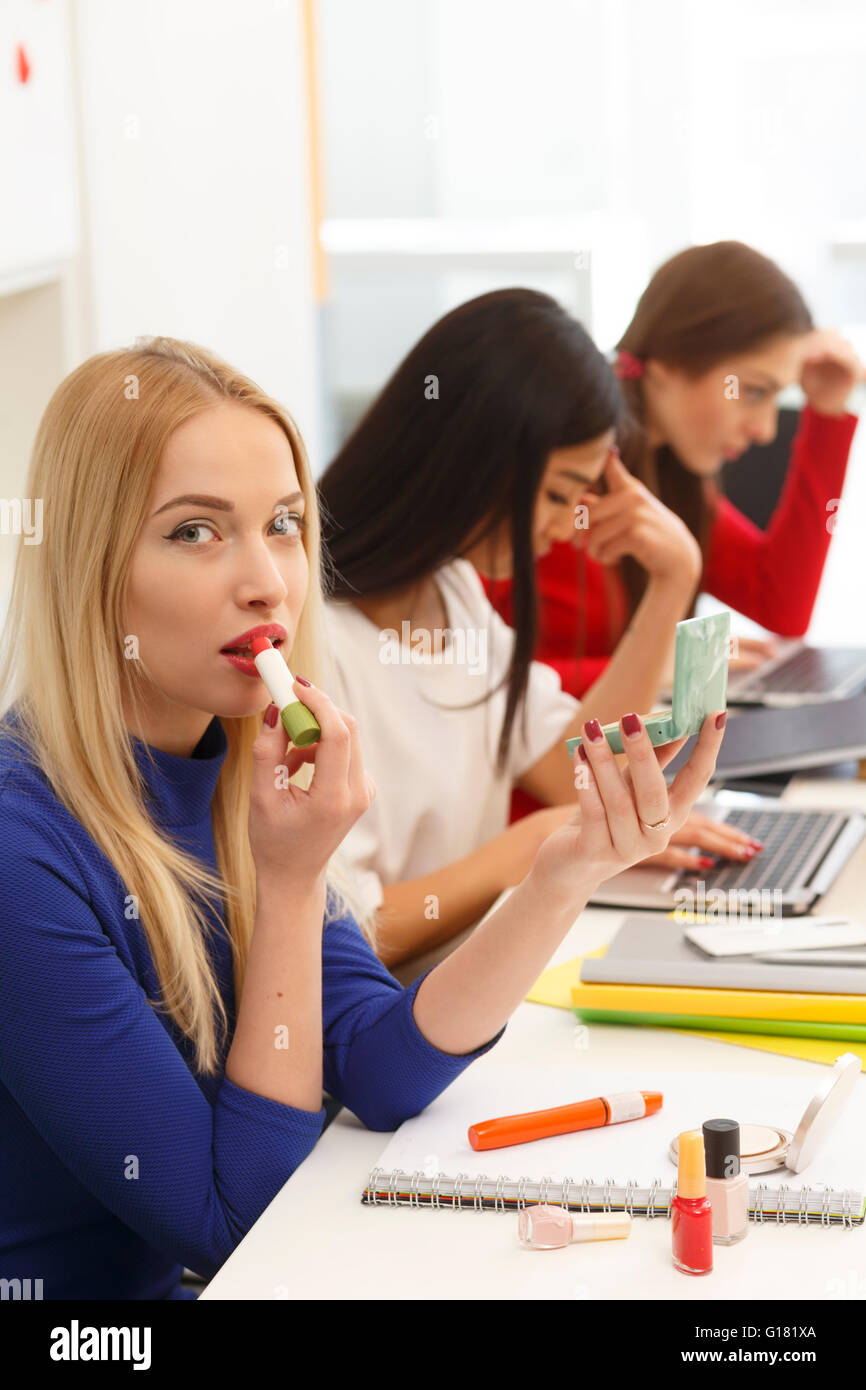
[697,856,715,868]
[265,703,278,728]
[749,839,764,850]
[715,711,727,730]
[622,712,641,739]
[295,675,312,687]
[577,743,588,762]
[584,719,603,743]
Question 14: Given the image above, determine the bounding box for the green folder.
[572,1006,866,1042]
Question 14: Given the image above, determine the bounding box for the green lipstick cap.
[281,700,321,747]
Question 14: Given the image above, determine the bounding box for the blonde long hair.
[0,336,375,1076]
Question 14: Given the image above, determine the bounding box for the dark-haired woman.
[482,242,863,822]
[318,289,749,979]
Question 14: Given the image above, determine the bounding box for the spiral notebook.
[362,1064,866,1227]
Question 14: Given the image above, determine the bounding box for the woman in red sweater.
[484,241,863,823]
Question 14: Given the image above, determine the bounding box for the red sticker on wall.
[16,43,31,85]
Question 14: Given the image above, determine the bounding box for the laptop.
[588,793,866,916]
[727,640,866,706]
[663,694,866,781]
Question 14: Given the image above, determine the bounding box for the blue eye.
[165,513,306,545]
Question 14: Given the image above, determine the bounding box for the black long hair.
[318,288,622,774]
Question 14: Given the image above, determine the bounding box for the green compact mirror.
[566,610,731,757]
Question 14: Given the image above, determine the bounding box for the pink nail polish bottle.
[703,1118,749,1246]
[518,1204,632,1249]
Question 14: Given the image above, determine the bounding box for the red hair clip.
[614,350,644,380]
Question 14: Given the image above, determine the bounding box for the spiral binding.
[409,1171,422,1209]
[366,1166,379,1205]
[453,1172,467,1209]
[361,1166,861,1225]
[821,1185,833,1228]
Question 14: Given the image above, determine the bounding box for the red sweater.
[482,405,858,819]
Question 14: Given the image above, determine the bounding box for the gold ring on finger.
[640,811,672,832]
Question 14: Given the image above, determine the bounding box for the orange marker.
[468,1090,663,1151]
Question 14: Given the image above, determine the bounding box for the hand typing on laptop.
[642,808,763,871]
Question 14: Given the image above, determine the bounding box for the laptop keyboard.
[749,646,866,694]
[686,807,847,894]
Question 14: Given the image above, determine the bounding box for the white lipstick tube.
[252,640,321,746]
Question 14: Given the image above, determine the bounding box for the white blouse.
[323,558,580,914]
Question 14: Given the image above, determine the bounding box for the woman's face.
[465,428,617,579]
[643,333,807,477]
[123,401,309,755]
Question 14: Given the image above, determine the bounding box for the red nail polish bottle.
[672,1130,713,1276]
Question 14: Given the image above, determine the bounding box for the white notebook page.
[370,1064,866,1195]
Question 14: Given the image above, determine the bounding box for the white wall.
[72,0,321,460]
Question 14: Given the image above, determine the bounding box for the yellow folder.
[570,979,866,1024]
[526,952,866,1068]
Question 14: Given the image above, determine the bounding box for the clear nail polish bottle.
[703,1118,749,1246]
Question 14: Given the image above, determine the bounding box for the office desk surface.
[201,776,866,1300]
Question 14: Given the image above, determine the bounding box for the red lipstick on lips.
[220,623,286,676]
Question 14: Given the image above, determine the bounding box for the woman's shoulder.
[0,712,92,876]
[0,712,51,806]
[322,593,374,646]
[437,557,500,621]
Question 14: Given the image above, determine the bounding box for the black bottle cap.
[702,1118,741,1179]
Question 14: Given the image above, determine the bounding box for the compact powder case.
[668,1053,862,1175]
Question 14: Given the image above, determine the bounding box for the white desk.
[201,774,866,1300]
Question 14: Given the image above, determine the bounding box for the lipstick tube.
[250,637,321,747]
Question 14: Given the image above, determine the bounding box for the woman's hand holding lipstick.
[248,677,376,887]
